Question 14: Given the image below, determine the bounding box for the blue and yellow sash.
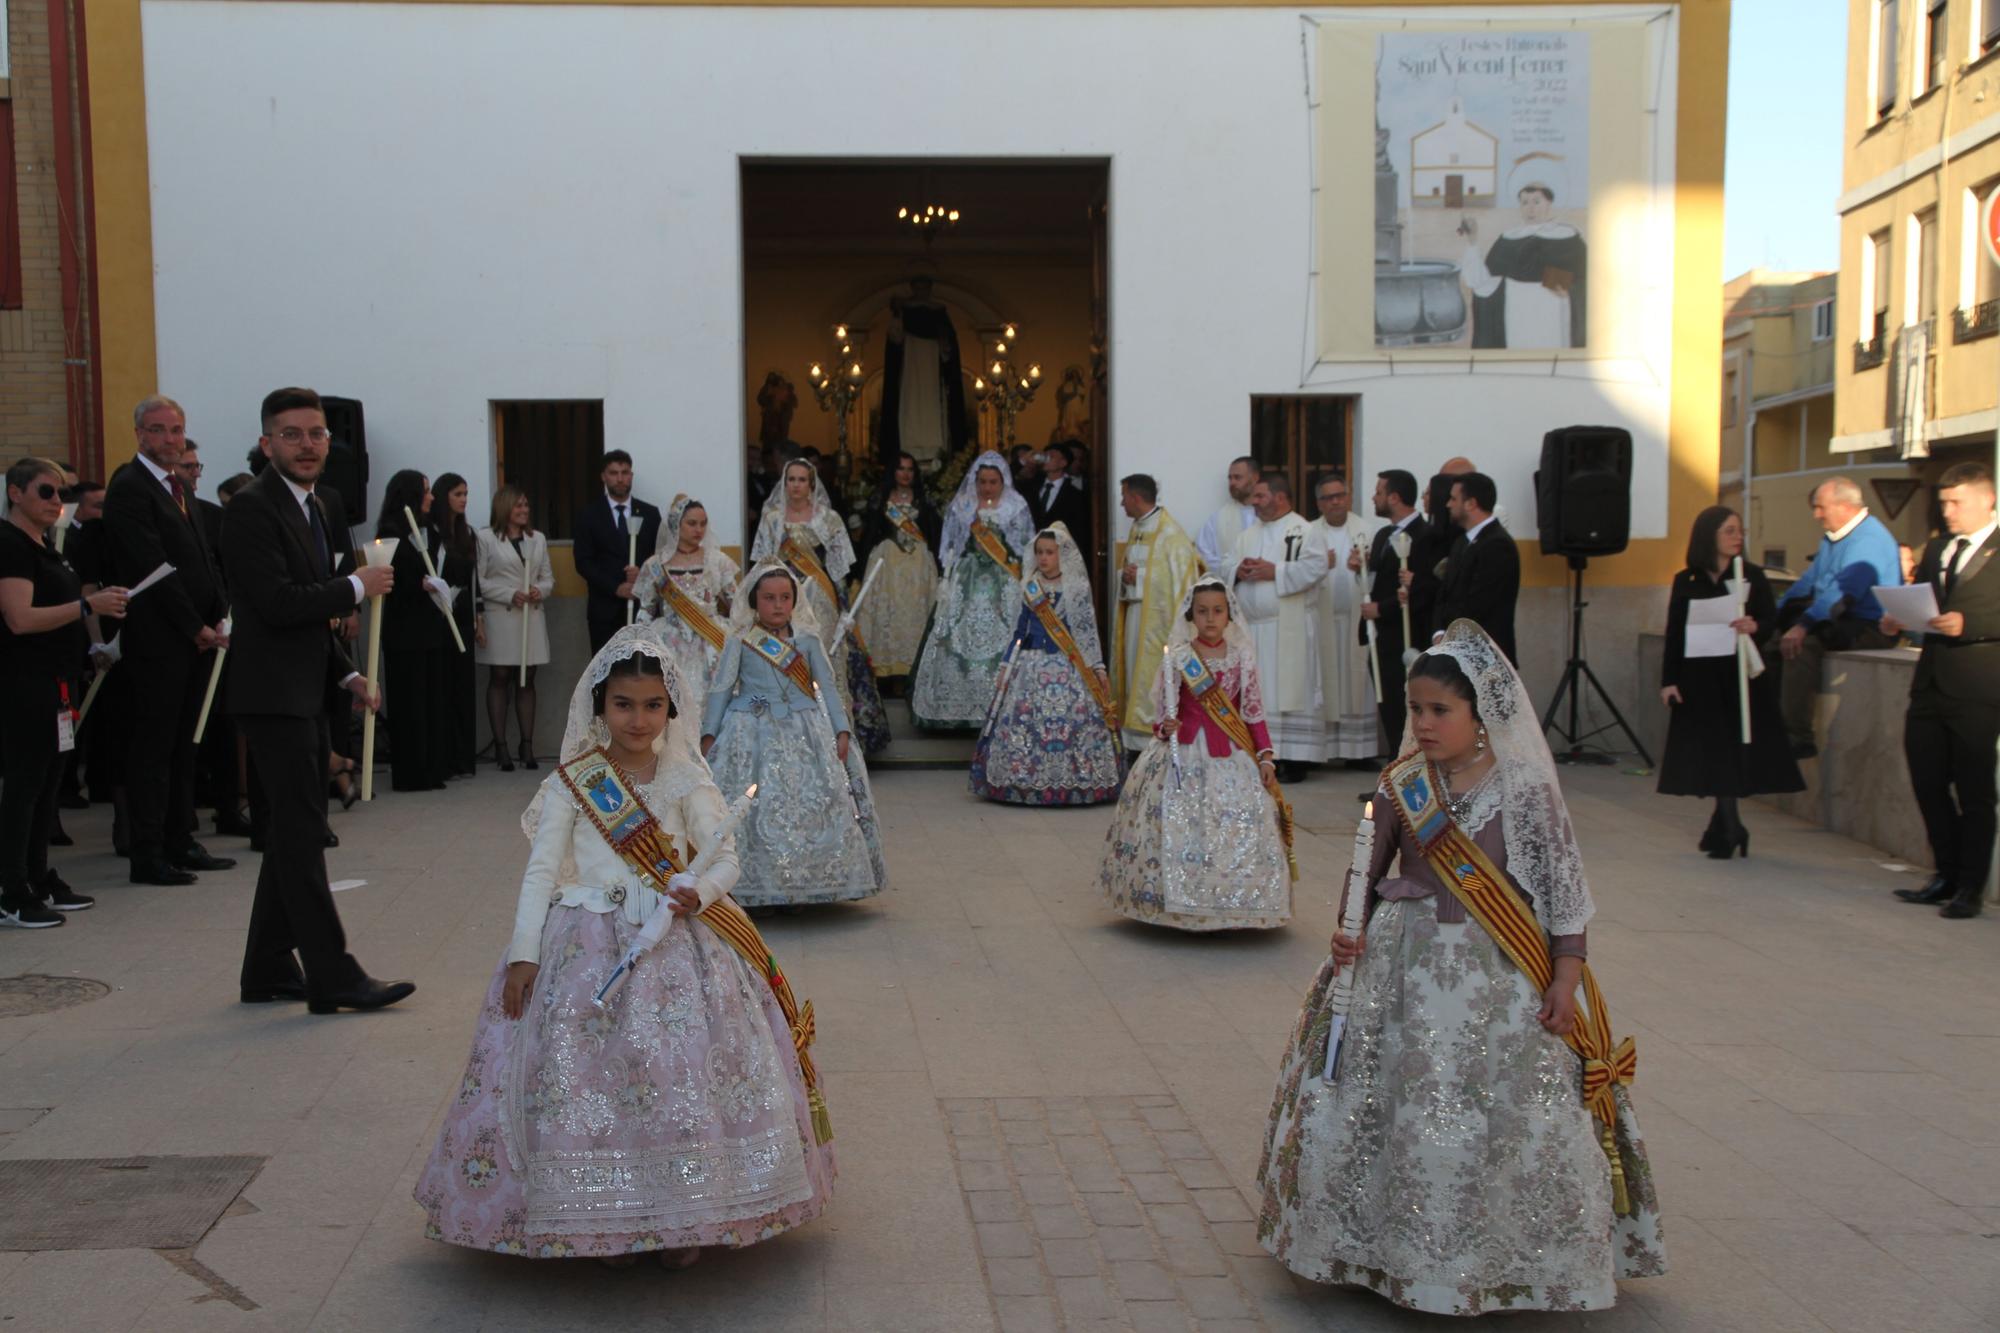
[1383,751,1635,1210]
[555,746,831,1144]
[743,628,819,698]
[1022,579,1116,729]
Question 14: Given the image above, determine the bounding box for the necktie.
[1941,537,1969,595]
[306,493,331,575]
[615,503,628,538]
[1043,480,1057,509]
[169,473,188,517]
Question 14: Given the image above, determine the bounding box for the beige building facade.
[1834,0,2000,519]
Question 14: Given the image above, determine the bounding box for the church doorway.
[739,160,1109,593]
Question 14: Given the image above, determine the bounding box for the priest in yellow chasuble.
[1112,474,1203,751]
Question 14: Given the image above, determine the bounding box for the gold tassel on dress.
[1602,1120,1631,1216]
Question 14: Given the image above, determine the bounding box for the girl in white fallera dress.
[748,461,891,755]
[910,451,1033,730]
[701,565,887,907]
[416,628,835,1263]
[1099,577,1292,930]
[634,494,739,700]
[1257,623,1665,1316]
[968,523,1123,806]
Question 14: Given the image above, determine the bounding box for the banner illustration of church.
[1372,30,1591,352]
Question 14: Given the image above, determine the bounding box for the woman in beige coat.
[475,485,556,770]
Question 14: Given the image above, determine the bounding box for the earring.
[1476,727,1487,752]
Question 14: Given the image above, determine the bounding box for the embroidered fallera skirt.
[704,704,886,906]
[416,903,836,1256]
[911,555,1016,730]
[969,648,1123,806]
[1256,894,1667,1314]
[856,537,936,678]
[1098,738,1289,930]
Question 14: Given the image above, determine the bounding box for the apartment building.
[1834,0,2000,539]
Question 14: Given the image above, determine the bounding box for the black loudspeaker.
[1535,426,1632,558]
[319,396,371,527]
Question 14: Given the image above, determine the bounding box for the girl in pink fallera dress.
[415,626,834,1267]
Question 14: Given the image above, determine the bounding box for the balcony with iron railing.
[1952,299,1999,344]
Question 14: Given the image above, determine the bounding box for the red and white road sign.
[1985,186,2000,270]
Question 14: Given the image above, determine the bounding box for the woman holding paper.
[0,457,125,925]
[475,487,554,771]
[416,627,834,1263]
[1258,624,1666,1315]
[375,471,454,792]
[1657,507,1801,858]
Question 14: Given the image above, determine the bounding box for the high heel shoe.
[493,739,514,773]
[1697,825,1723,855]
[1707,828,1749,860]
[519,740,539,771]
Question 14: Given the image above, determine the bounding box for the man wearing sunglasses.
[103,395,236,886]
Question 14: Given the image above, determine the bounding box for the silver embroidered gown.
[911,512,1022,730]
[1257,776,1666,1314]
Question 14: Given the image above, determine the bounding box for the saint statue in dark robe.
[879,277,970,465]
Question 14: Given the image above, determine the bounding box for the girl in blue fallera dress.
[969,523,1124,805]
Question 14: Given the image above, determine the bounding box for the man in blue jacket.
[1776,476,1902,757]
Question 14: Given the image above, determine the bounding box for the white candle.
[627,529,638,625]
[1733,554,1752,744]
[1322,800,1376,1081]
[359,537,400,802]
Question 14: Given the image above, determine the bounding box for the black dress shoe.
[172,843,237,872]
[240,982,309,1003]
[213,810,255,838]
[308,977,416,1014]
[1940,893,1983,919]
[324,831,340,849]
[1894,874,1956,904]
[48,822,73,848]
[130,859,197,886]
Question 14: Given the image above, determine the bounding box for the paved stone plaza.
[0,762,1995,1330]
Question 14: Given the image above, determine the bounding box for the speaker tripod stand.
[1541,556,1653,767]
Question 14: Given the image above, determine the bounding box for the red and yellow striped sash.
[744,630,819,699]
[970,522,1023,579]
[782,535,866,654]
[659,576,726,653]
[1023,580,1115,728]
[1179,652,1298,881]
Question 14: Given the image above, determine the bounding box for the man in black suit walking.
[572,450,661,654]
[1430,471,1520,663]
[104,396,237,885]
[1357,468,1428,753]
[1027,443,1091,546]
[1880,462,2000,919]
[222,387,413,1012]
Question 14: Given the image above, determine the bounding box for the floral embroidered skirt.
[855,539,936,678]
[1256,896,1666,1314]
[416,904,836,1257]
[1098,739,1289,930]
[910,559,1015,730]
[969,648,1123,806]
[705,705,886,907]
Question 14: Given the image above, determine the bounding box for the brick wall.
[1,0,91,472]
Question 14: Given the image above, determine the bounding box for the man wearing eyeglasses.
[221,387,412,1014]
[103,395,236,886]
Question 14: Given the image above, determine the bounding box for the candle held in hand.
[359,537,400,802]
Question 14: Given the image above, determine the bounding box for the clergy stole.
[1229,513,1322,715]
[1383,752,1636,1212]
[556,746,831,1145]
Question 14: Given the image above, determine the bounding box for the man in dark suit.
[1357,468,1429,754]
[104,396,236,885]
[223,387,413,1012]
[572,449,661,654]
[1881,462,1999,919]
[1027,443,1091,546]
[1430,470,1520,663]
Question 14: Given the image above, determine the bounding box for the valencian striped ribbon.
[1177,651,1299,882]
[780,536,868,655]
[1022,578,1117,731]
[970,521,1023,579]
[744,630,819,697]
[1383,752,1636,1213]
[888,502,928,550]
[556,747,831,1145]
[658,576,727,653]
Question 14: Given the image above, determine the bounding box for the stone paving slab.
[0,763,1994,1327]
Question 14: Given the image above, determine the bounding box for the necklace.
[1435,756,1491,822]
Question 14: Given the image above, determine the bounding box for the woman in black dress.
[374,470,454,792]
[0,458,127,924]
[1658,506,1803,857]
[428,472,480,777]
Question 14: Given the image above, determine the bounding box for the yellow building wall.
[82,0,1731,595]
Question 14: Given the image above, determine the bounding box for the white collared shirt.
[1942,518,1997,576]
[1464,513,1498,543]
[135,452,177,496]
[607,489,634,527]
[1827,507,1871,543]
[280,473,368,607]
[1391,509,1419,534]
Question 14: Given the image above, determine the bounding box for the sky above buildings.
[1723,0,1847,280]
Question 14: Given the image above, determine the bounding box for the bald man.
[1440,457,1477,475]
[1775,477,1902,757]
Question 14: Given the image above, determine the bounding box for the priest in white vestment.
[1215,473,1327,777]
[1305,475,1377,761]
[1195,455,1259,568]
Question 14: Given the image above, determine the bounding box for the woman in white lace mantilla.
[416,627,835,1263]
[1098,577,1290,930]
[748,460,890,755]
[910,451,1032,730]
[1257,622,1664,1315]
[969,522,1123,806]
[701,564,886,907]
[634,493,739,698]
